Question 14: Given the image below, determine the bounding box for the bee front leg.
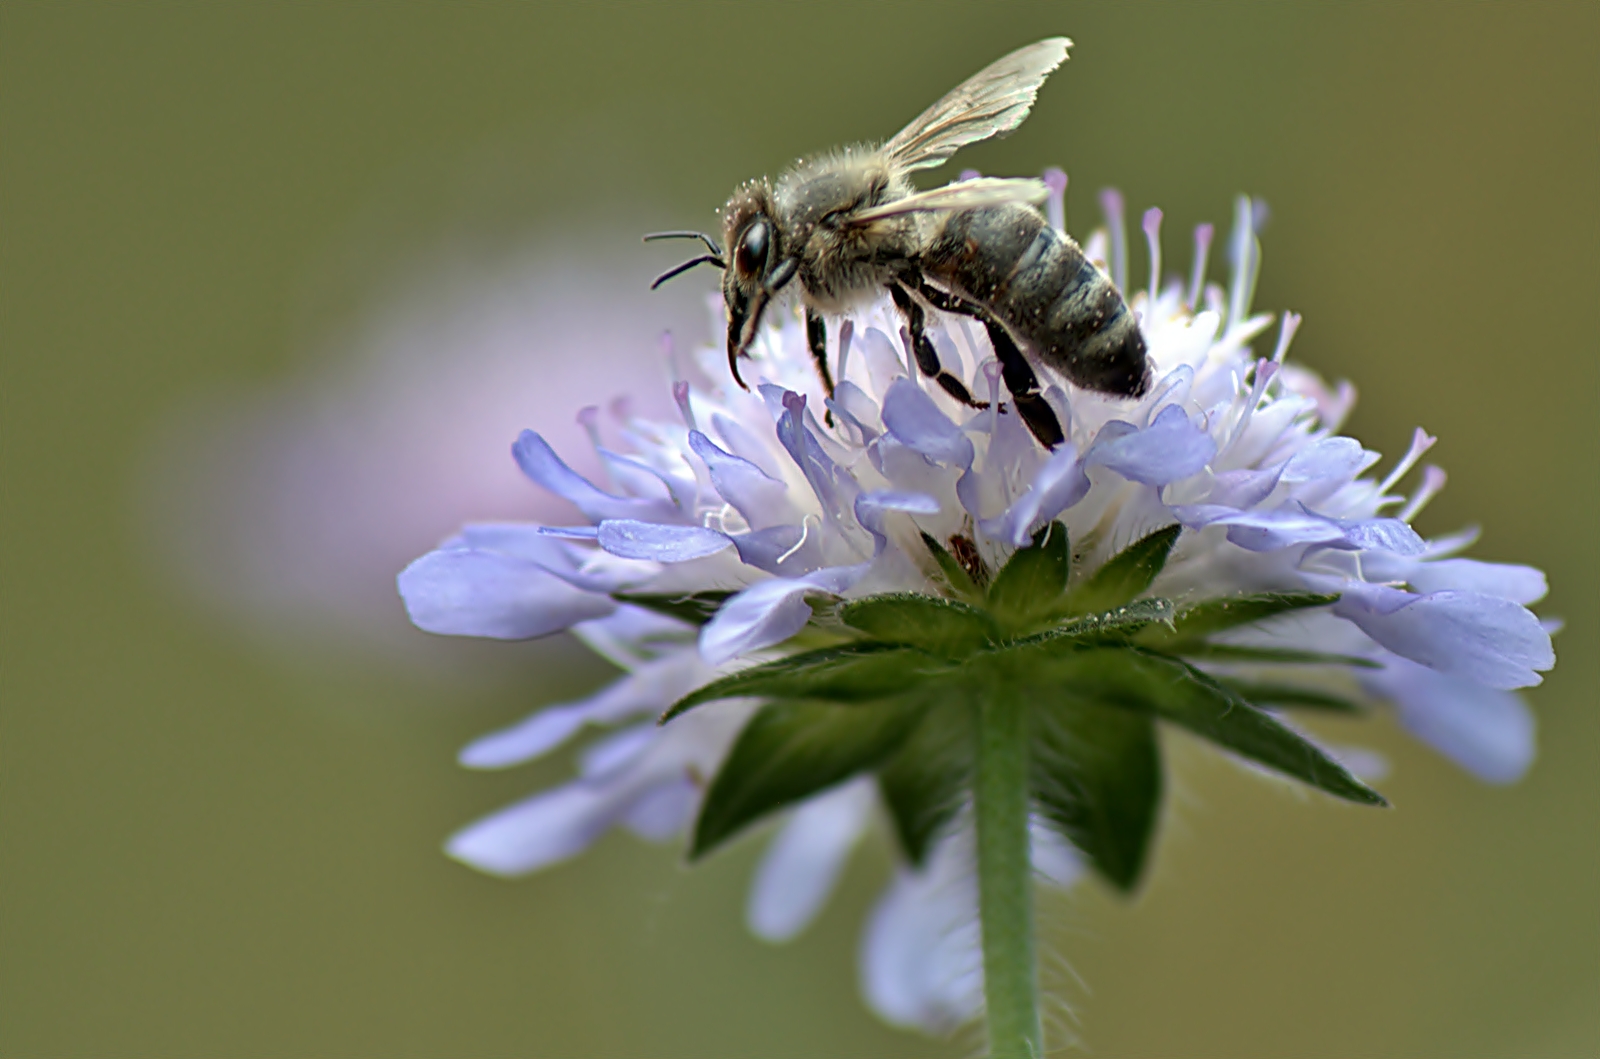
[887,282,988,409]
[805,309,837,427]
[804,309,837,398]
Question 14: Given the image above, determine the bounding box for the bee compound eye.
[736,219,769,276]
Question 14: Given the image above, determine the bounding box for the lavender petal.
[398,548,615,640]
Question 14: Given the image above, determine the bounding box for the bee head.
[719,182,792,390]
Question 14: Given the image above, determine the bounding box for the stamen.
[1399,465,1447,522]
[1221,359,1277,456]
[775,513,818,564]
[1099,187,1128,293]
[1142,207,1163,305]
[983,358,1004,442]
[1271,311,1302,364]
[1043,167,1068,233]
[836,319,854,387]
[672,380,697,432]
[1227,195,1262,333]
[1379,427,1438,495]
[577,406,603,452]
[659,330,681,382]
[1187,223,1214,311]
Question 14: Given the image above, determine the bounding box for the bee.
[646,37,1150,450]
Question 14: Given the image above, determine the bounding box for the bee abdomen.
[924,204,1151,398]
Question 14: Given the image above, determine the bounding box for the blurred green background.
[4,3,1596,1056]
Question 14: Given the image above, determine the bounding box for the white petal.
[746,777,876,943]
[859,832,983,1034]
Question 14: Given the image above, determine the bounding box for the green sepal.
[1172,643,1380,669]
[612,590,733,626]
[1058,524,1181,616]
[1139,591,1340,646]
[1049,597,1176,643]
[691,696,929,859]
[986,521,1069,626]
[1031,696,1161,892]
[660,642,948,723]
[1220,680,1367,713]
[877,693,974,865]
[839,593,998,659]
[1009,598,1177,655]
[1050,647,1387,806]
[920,531,984,602]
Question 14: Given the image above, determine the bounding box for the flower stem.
[974,692,1040,1058]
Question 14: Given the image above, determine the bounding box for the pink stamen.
[577,406,603,452]
[1043,167,1068,233]
[672,380,697,432]
[1099,187,1128,294]
[1379,427,1438,495]
[1187,223,1214,311]
[1399,465,1447,522]
[836,319,854,387]
[1142,207,1163,305]
[983,359,1004,441]
[659,330,681,382]
[1271,312,1302,364]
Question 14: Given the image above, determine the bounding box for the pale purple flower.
[400,191,1553,1032]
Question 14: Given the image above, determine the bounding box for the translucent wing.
[844,177,1049,225]
[884,37,1071,171]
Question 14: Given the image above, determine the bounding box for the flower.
[399,188,1554,1034]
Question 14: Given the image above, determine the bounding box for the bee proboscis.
[647,37,1150,450]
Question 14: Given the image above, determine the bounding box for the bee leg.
[983,319,1065,450]
[888,283,989,409]
[903,277,1066,450]
[805,309,836,427]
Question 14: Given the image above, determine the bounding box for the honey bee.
[646,37,1149,449]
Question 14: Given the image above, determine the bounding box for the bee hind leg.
[901,277,1066,450]
[887,283,989,409]
[983,319,1064,449]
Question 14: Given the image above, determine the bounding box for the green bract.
[659,523,1386,891]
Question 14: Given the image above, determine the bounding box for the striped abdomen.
[921,203,1151,397]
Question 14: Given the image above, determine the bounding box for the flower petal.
[621,778,698,840]
[445,777,637,876]
[746,776,876,943]
[978,444,1090,546]
[855,490,940,554]
[1281,436,1376,482]
[859,833,982,1034]
[1085,403,1216,485]
[512,430,678,523]
[698,564,869,664]
[880,378,974,469]
[688,429,795,530]
[1361,555,1549,605]
[1334,583,1554,689]
[596,519,731,562]
[1361,655,1536,783]
[398,548,615,640]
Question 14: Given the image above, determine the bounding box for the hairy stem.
[973,692,1040,1058]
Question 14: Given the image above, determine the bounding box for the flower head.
[399,190,1553,1033]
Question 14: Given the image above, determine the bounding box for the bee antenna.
[651,254,726,290]
[643,230,725,256]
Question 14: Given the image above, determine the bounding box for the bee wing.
[883,37,1071,172]
[844,177,1048,224]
